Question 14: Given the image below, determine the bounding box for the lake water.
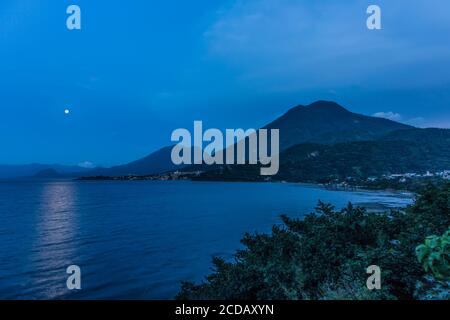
[0,180,413,299]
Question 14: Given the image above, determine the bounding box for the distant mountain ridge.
[0,164,91,179]
[82,146,200,177]
[87,146,182,177]
[86,98,409,177]
[1,101,441,179]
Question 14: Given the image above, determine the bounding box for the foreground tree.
[177,183,450,300]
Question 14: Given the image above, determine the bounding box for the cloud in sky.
[373,112,402,122]
[78,161,95,169]
[372,113,436,128]
[1,1,449,165]
[204,0,450,91]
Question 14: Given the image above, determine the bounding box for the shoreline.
[75,174,416,198]
[74,176,415,211]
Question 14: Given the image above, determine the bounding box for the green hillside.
[196,128,450,184]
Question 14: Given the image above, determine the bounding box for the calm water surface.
[0,180,413,299]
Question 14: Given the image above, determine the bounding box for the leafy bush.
[177,183,450,300]
[416,228,450,280]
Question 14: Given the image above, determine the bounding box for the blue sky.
[1,0,450,166]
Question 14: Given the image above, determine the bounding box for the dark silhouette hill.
[264,100,413,150]
[86,146,185,177]
[78,101,417,177]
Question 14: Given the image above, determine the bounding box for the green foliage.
[177,183,450,300]
[197,128,450,186]
[416,228,450,280]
